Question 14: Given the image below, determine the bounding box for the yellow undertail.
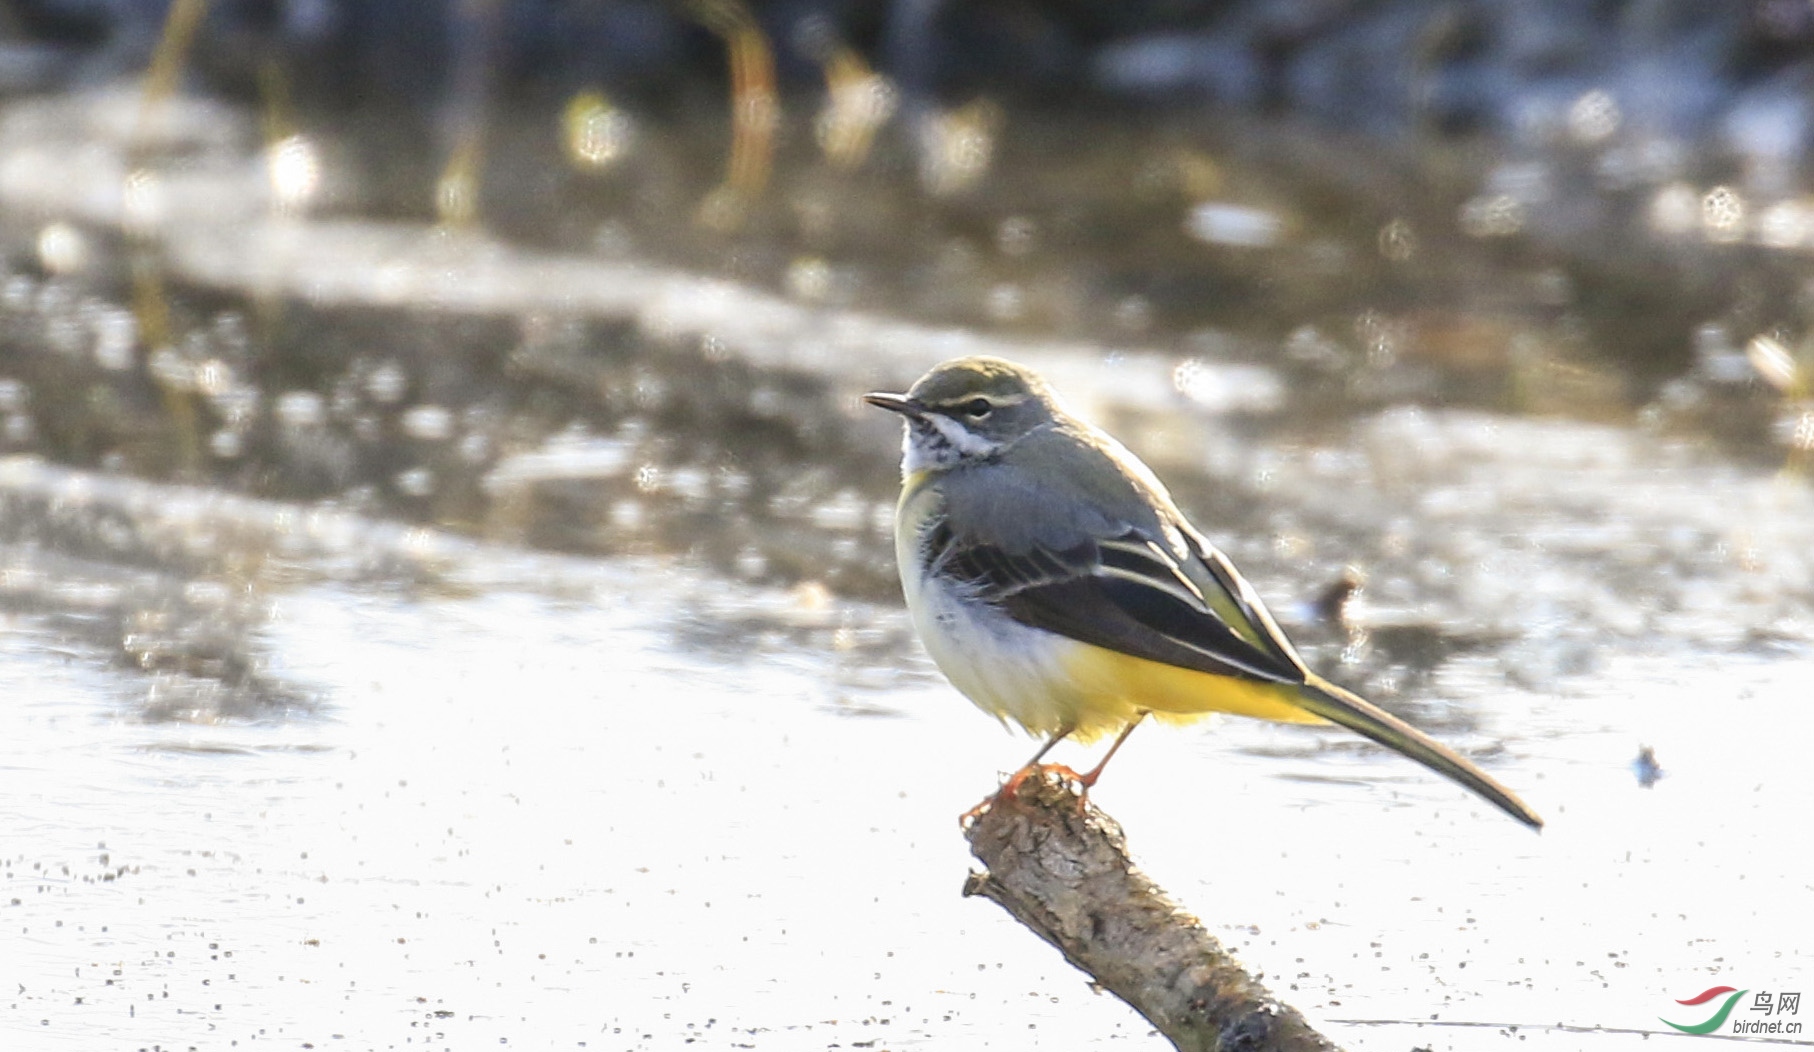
[1058,642,1543,829]
[1060,641,1323,736]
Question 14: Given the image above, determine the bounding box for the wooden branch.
[962,767,1343,1052]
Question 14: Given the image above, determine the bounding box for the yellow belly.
[1058,640,1324,740]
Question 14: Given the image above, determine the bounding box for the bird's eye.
[961,398,993,418]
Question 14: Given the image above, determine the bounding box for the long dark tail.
[1295,675,1543,830]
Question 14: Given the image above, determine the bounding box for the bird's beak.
[863,392,924,418]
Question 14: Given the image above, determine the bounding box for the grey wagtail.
[865,355,1542,829]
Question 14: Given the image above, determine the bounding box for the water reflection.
[3,558,1809,1048]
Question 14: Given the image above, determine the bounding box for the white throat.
[902,414,998,474]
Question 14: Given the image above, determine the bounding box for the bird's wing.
[928,516,1308,686]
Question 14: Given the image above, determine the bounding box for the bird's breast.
[891,478,1067,734]
[902,559,1087,739]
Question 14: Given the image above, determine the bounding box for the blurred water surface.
[0,79,1811,1050]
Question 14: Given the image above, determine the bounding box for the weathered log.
[962,766,1342,1052]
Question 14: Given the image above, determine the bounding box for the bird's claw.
[959,762,1090,828]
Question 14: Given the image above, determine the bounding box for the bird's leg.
[999,723,1075,797]
[1023,725,1071,767]
[1076,711,1148,789]
[962,724,1076,826]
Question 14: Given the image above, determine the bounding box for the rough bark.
[962,767,1342,1052]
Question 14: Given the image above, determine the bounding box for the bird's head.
[865,356,1059,473]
